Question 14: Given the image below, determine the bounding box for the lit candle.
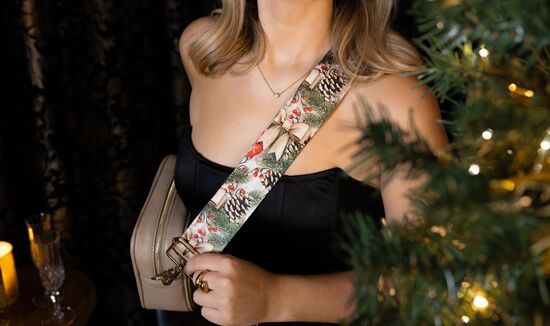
[0,241,19,307]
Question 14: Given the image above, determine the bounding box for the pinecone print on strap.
[252,167,283,191]
[224,186,253,222]
[318,64,349,102]
[283,140,305,160]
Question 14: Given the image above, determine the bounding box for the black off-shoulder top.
[174,126,383,275]
[161,126,383,326]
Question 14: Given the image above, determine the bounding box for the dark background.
[1,1,416,324]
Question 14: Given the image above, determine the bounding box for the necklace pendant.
[274,92,280,98]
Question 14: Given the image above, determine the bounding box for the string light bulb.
[461,315,471,324]
[478,47,489,58]
[540,140,550,150]
[533,128,550,172]
[508,83,535,98]
[518,196,533,207]
[468,164,480,175]
[481,129,493,140]
[472,294,489,311]
[499,179,516,192]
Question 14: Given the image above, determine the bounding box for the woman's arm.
[178,16,215,87]
[375,76,448,223]
[185,253,356,325]
[273,270,356,323]
[336,74,449,223]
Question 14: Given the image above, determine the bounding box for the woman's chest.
[188,74,357,176]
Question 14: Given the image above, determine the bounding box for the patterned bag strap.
[157,50,353,285]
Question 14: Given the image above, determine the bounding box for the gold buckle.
[152,237,200,286]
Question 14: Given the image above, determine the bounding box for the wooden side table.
[0,265,96,325]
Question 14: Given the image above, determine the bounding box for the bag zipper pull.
[152,265,183,286]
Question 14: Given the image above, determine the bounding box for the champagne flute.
[30,231,75,325]
[25,212,62,308]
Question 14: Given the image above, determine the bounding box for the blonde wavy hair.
[188,0,422,81]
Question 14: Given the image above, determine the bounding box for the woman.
[170,0,448,325]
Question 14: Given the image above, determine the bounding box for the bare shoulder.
[332,74,447,183]
[348,74,447,150]
[179,16,216,51]
[178,16,217,85]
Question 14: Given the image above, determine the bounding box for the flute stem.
[50,291,65,320]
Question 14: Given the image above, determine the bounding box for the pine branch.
[346,1,550,323]
[349,102,440,184]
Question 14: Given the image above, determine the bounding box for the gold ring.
[195,270,210,293]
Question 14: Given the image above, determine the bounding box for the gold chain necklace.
[257,65,309,98]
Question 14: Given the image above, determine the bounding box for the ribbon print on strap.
[156,51,352,285]
[259,109,310,161]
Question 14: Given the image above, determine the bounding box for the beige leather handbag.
[130,155,196,311]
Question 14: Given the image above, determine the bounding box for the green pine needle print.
[208,233,230,251]
[211,212,239,233]
[258,152,295,171]
[247,189,264,207]
[301,88,332,128]
[302,112,326,128]
[226,167,251,185]
[202,205,224,219]
[303,88,326,108]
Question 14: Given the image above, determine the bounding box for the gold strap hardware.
[152,237,200,286]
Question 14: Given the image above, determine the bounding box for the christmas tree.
[346,0,550,325]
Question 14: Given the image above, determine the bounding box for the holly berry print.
[246,142,263,159]
[176,51,351,253]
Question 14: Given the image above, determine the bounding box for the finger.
[191,269,207,285]
[184,252,225,275]
[201,307,221,325]
[192,274,225,309]
[192,270,222,291]
[192,288,212,308]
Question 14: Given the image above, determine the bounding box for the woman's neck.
[257,0,333,68]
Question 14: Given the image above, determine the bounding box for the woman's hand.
[184,253,282,326]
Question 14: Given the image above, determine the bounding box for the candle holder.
[0,241,19,307]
